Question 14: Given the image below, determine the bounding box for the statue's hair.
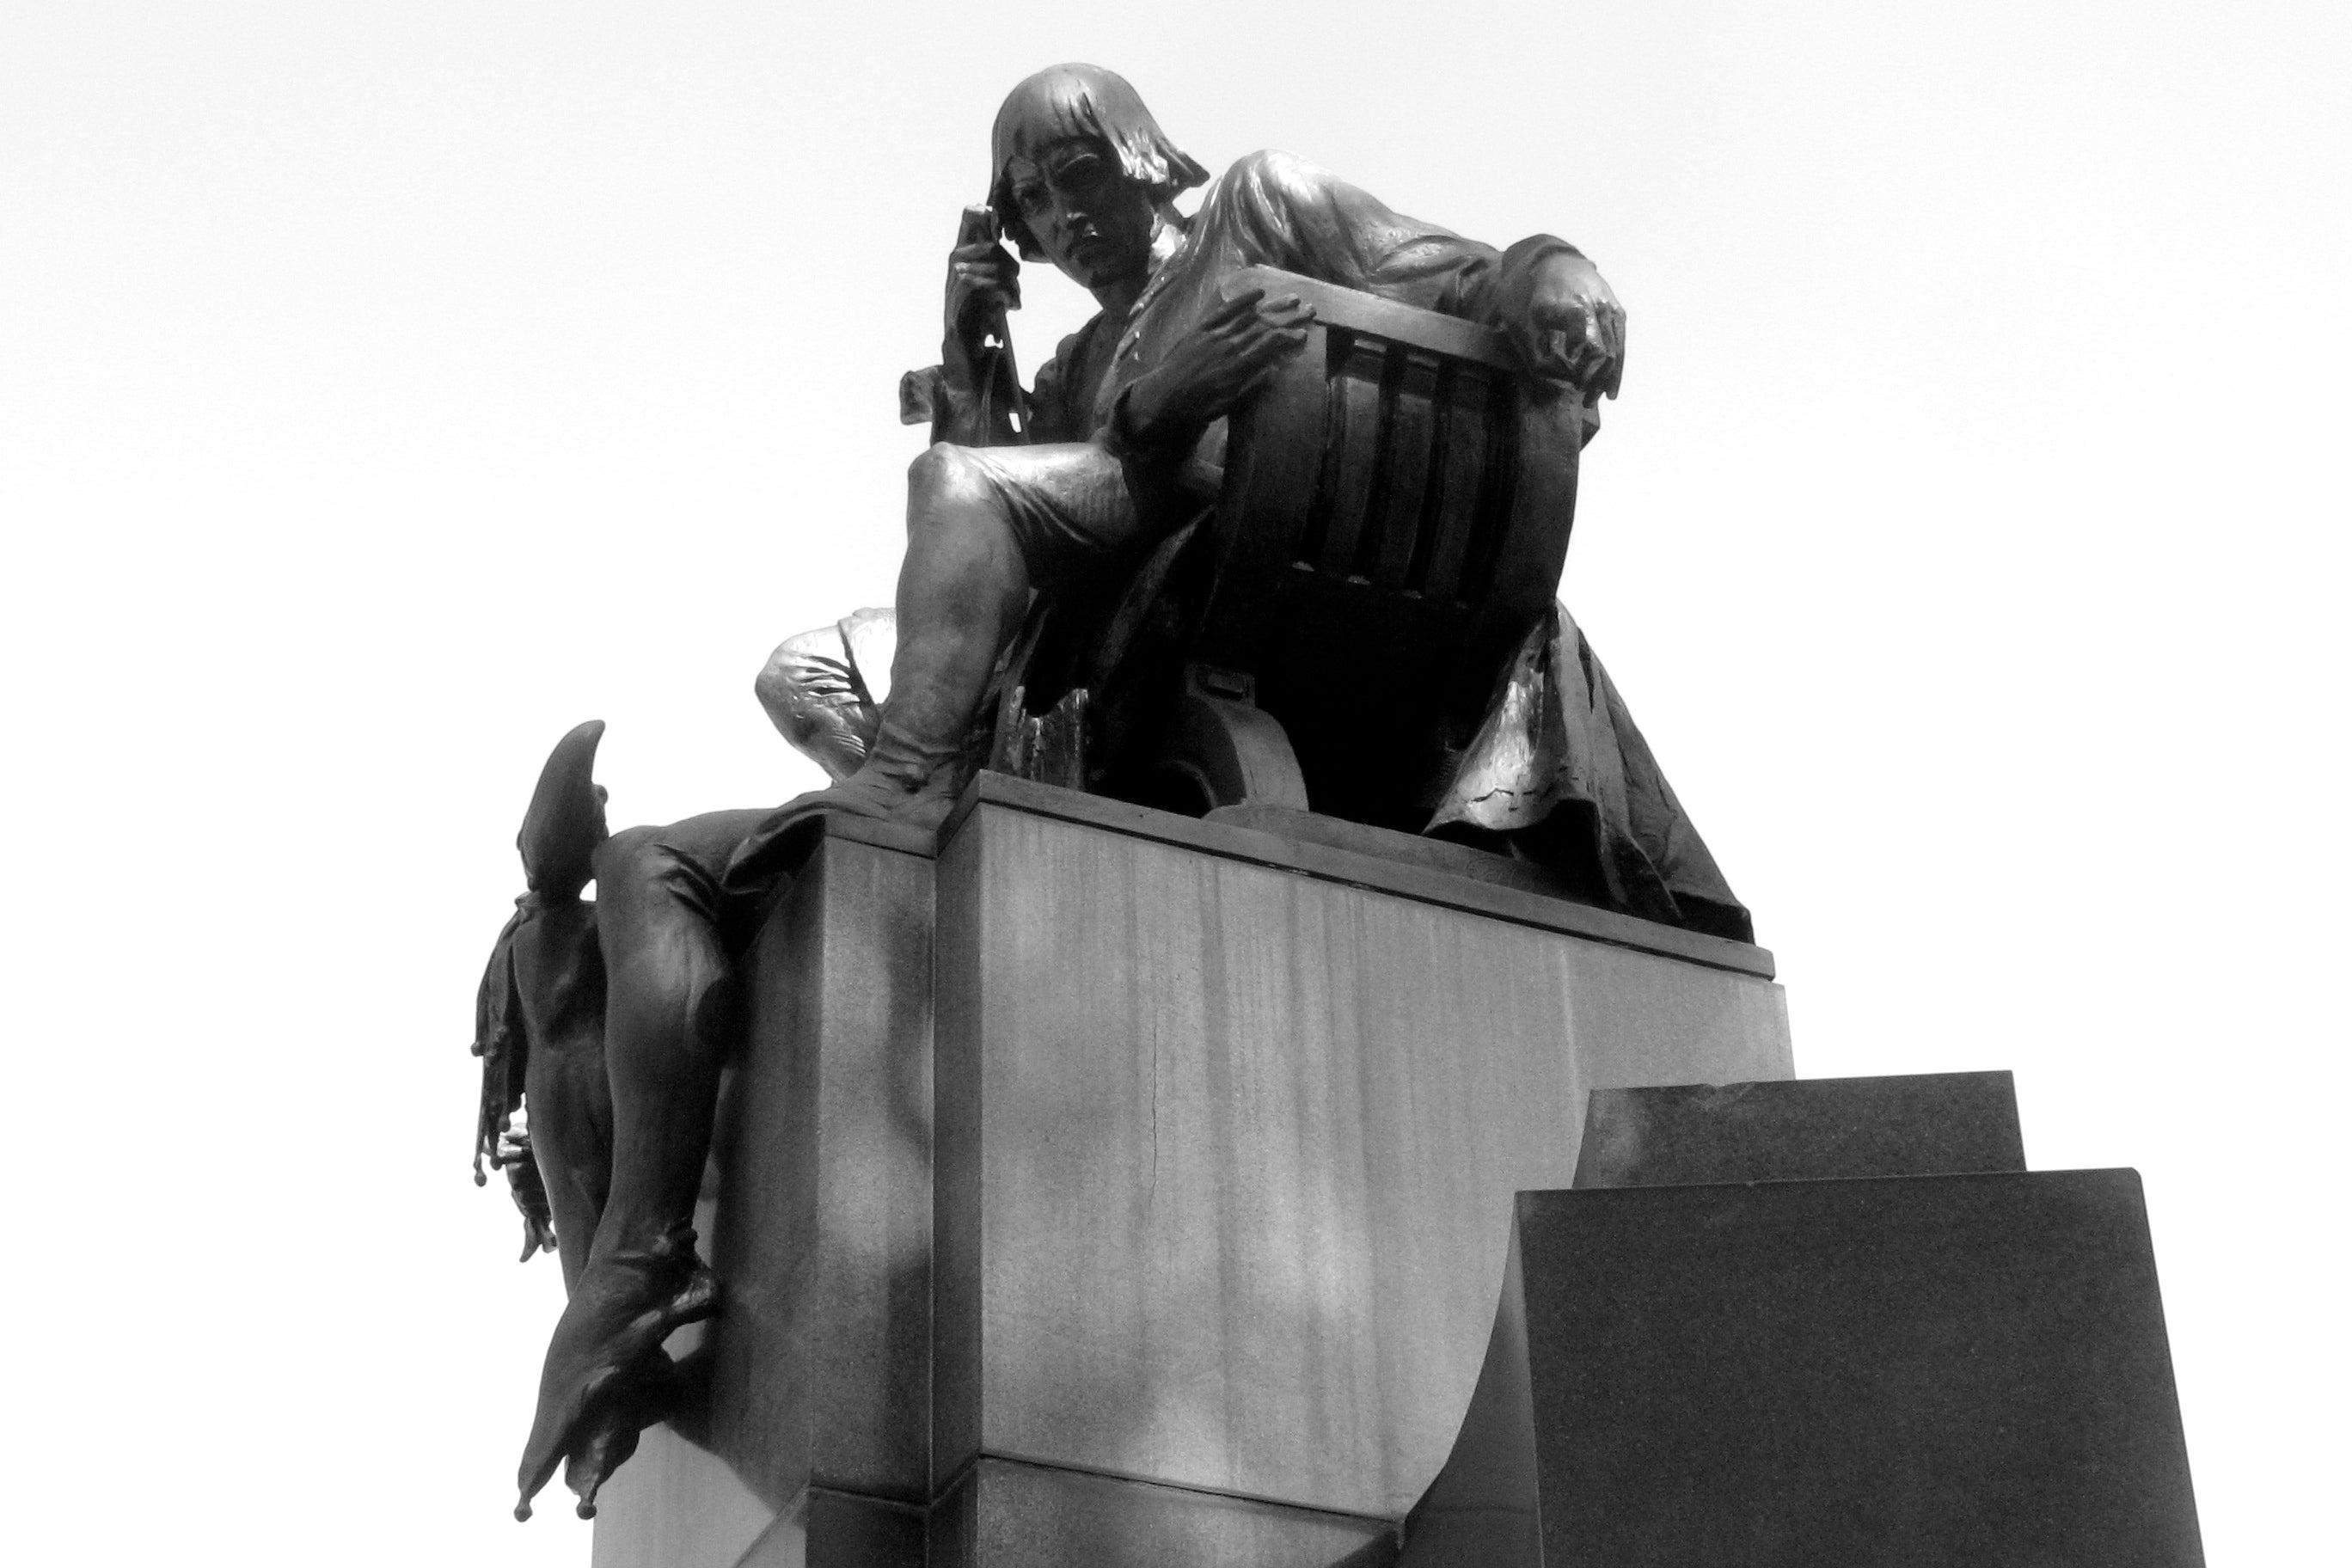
[988,64,1209,260]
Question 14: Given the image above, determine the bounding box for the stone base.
[1571,1069,2028,1187]
[593,775,1793,1566]
[1412,1173,2204,1567]
[595,1452,1387,1568]
[1400,1072,2200,1566]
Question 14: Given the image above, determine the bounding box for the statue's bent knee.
[905,443,997,530]
[906,441,962,491]
[587,827,665,915]
[591,827,724,934]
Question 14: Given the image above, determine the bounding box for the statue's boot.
[725,629,1006,891]
[727,447,1033,893]
[514,1230,717,1520]
[720,745,959,892]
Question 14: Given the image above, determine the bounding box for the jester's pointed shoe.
[557,1351,690,1518]
[513,1232,718,1521]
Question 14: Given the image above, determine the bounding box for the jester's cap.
[989,64,1209,260]
[518,720,608,897]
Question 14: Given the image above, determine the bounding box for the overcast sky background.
[3,2,2345,1562]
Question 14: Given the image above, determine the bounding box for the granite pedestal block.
[1403,1069,2038,1565]
[592,775,1795,1568]
[1571,1069,2028,1188]
[1401,1169,2204,1567]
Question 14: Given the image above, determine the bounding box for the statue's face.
[1003,136,1157,291]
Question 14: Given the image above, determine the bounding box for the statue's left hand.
[1503,249,1626,401]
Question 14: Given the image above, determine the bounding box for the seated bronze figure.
[475,61,1747,1523]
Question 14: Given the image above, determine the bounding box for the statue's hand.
[1504,249,1626,401]
[500,1121,558,1261]
[1119,288,1315,454]
[944,217,1021,367]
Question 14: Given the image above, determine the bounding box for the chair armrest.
[1222,266,1517,371]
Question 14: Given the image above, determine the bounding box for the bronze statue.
[478,61,1746,1524]
[476,724,768,1519]
[720,63,1631,888]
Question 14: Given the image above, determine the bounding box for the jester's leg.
[728,442,1138,890]
[515,811,766,1521]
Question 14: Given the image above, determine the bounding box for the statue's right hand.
[1118,287,1314,450]
[945,230,1020,357]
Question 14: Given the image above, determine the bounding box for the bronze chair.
[990,264,1592,835]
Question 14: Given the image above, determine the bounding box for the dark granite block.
[1403,1171,2203,1567]
[926,1458,1390,1568]
[1572,1070,2025,1188]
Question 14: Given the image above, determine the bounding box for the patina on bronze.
[720,61,1634,885]
[479,62,1742,1523]
[475,725,763,1520]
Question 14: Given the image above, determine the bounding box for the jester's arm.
[473,901,558,1263]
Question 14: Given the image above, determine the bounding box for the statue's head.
[988,64,1207,290]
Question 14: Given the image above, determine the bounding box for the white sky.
[3,3,2344,1562]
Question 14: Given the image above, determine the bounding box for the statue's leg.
[516,808,768,1520]
[726,442,1136,884]
[857,441,1052,798]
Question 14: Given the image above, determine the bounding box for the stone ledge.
[938,773,1776,979]
[929,1455,1393,1568]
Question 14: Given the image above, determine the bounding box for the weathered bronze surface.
[718,61,1741,942]
[477,61,1755,1527]
[474,725,767,1520]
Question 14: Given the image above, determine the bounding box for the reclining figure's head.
[989,64,1207,291]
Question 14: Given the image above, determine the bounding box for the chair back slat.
[1302,334,1387,578]
[1190,266,1580,817]
[1418,363,1492,604]
[1366,346,1442,590]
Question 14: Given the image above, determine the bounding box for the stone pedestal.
[592,775,1793,1568]
[1571,1070,2029,1188]
[1400,1173,2203,1568]
[1400,1073,2202,1567]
